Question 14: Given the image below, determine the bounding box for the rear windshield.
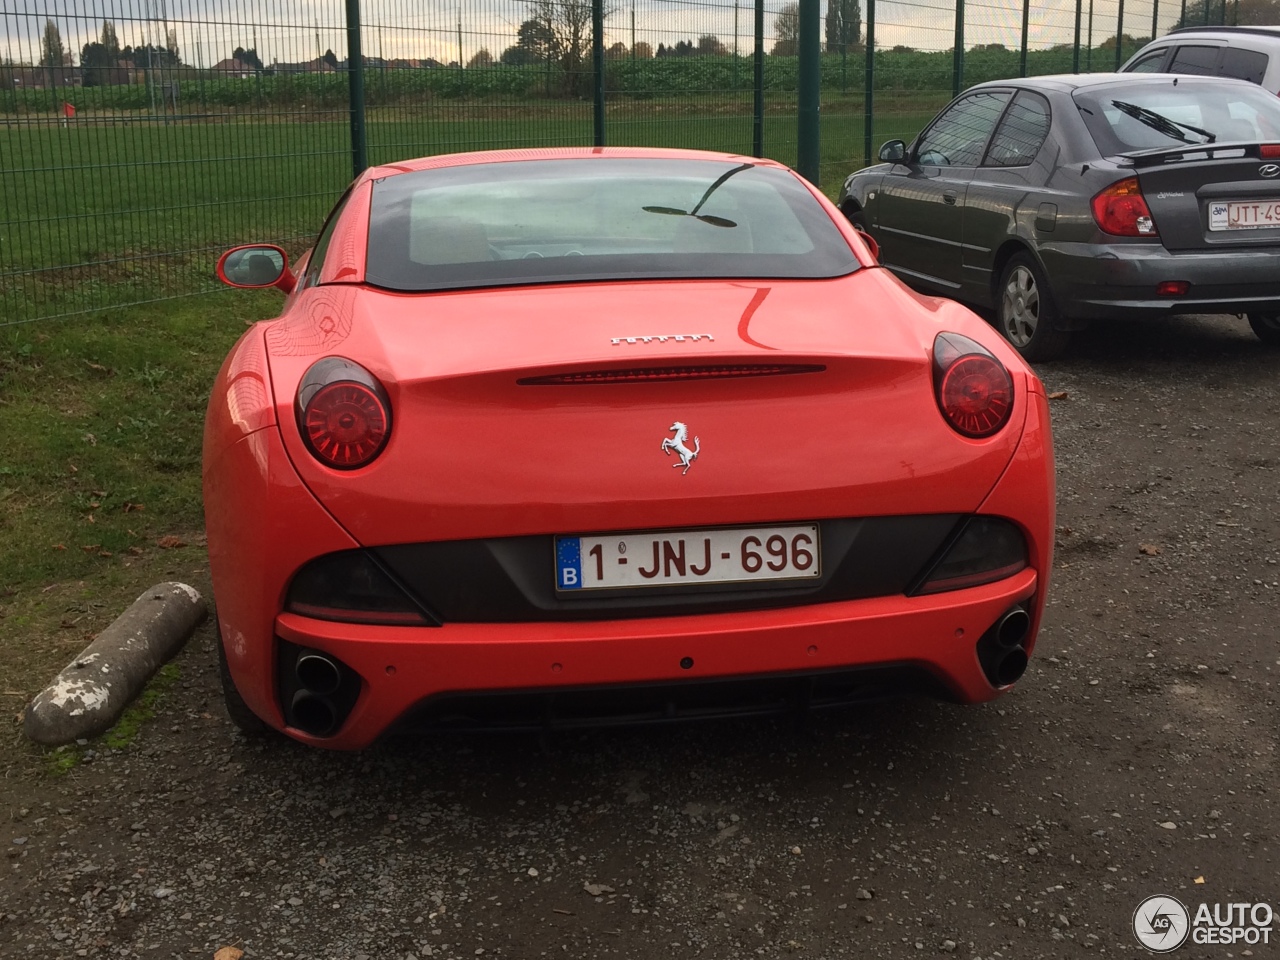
[1075,78,1280,155]
[364,158,859,292]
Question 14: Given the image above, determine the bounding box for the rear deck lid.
[1075,76,1280,250]
[265,274,1028,548]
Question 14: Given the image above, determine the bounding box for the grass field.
[0,95,946,324]
[0,293,269,769]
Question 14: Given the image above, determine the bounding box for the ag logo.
[1260,163,1280,179]
[1133,895,1190,953]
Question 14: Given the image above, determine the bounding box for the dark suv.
[1121,26,1280,94]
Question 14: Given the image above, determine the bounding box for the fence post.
[753,0,763,158]
[1114,0,1126,69]
[864,0,875,166]
[593,0,605,146]
[1020,0,1029,77]
[346,0,367,177]
[797,0,820,184]
[1073,0,1082,73]
[952,0,964,98]
[1151,0,1159,42]
[1086,0,1094,70]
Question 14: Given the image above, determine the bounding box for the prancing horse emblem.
[661,421,700,475]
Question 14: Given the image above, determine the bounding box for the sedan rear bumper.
[1038,241,1280,321]
[273,568,1039,749]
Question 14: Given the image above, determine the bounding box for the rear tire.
[996,253,1071,362]
[1248,313,1280,345]
[217,625,271,736]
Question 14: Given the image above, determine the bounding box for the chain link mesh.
[0,0,1219,323]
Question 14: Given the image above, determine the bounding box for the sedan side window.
[916,91,1012,167]
[984,92,1051,167]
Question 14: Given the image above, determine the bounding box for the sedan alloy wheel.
[996,253,1069,362]
[1000,264,1040,347]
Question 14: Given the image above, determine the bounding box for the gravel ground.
[1,314,1277,960]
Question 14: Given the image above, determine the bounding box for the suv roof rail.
[1167,25,1280,38]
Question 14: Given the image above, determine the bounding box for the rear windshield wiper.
[642,206,737,228]
[1111,100,1216,145]
[642,162,751,228]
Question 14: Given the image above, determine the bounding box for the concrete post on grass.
[23,582,207,746]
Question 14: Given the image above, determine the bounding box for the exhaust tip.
[976,603,1034,688]
[291,690,339,737]
[296,650,342,696]
[994,648,1029,686]
[996,608,1031,649]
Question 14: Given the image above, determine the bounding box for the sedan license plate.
[1208,199,1280,230]
[555,524,820,591]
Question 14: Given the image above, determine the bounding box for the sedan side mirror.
[217,244,296,293]
[878,140,907,163]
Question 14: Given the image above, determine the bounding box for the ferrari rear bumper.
[272,567,1038,749]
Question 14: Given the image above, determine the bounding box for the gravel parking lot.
[2,314,1277,960]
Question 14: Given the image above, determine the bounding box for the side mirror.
[217,244,296,293]
[878,140,907,163]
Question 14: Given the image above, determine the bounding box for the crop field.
[1,91,946,323]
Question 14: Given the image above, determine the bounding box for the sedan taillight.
[932,333,1013,439]
[1091,177,1158,237]
[296,357,391,469]
[1262,143,1280,158]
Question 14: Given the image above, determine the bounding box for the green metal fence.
[1,0,1226,325]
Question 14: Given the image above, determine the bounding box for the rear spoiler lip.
[1117,143,1264,167]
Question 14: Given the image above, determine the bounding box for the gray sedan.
[839,73,1280,359]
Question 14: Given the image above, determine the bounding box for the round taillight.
[939,356,1013,437]
[301,380,389,468]
[932,333,1013,439]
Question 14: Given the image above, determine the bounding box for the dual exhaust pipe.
[978,606,1031,688]
[288,649,348,737]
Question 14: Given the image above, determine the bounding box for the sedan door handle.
[943,192,957,205]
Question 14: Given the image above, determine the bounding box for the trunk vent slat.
[518,364,825,385]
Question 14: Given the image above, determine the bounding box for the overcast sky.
[2,0,1180,67]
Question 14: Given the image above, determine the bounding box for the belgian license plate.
[555,524,821,591]
[1208,199,1280,230]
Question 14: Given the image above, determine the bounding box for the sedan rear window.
[364,158,859,292]
[1075,79,1280,155]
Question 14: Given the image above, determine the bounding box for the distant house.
[2,63,81,88]
[211,58,254,79]
[275,57,335,75]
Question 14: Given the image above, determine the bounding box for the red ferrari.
[206,147,1055,749]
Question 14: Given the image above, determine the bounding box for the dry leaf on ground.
[1139,544,1162,556]
[157,535,187,549]
[213,948,244,960]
